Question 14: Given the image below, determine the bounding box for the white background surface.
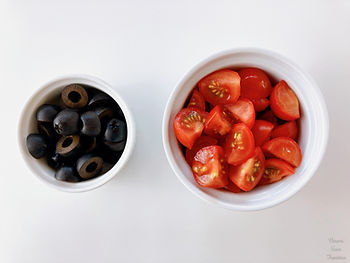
[1,0,350,262]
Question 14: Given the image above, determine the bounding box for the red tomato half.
[174,108,207,149]
[187,89,205,111]
[259,158,295,185]
[185,136,218,165]
[252,98,269,112]
[238,68,272,100]
[198,69,240,106]
[225,98,255,129]
[225,123,255,165]
[270,80,300,121]
[251,120,274,146]
[271,121,298,140]
[225,180,241,193]
[192,145,228,188]
[259,110,278,127]
[204,105,233,137]
[229,147,265,191]
[262,137,302,167]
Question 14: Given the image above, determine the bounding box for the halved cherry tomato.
[229,147,265,191]
[192,145,228,188]
[174,108,207,149]
[252,98,269,112]
[185,136,218,165]
[225,123,255,165]
[187,89,205,111]
[198,69,240,106]
[225,180,241,193]
[204,105,233,137]
[270,80,300,121]
[262,137,302,167]
[251,120,274,146]
[259,158,295,185]
[259,110,278,127]
[225,98,255,129]
[238,68,272,100]
[271,121,298,140]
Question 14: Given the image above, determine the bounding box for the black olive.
[88,91,113,108]
[47,152,62,169]
[104,118,127,143]
[56,135,81,157]
[55,167,80,182]
[36,104,60,123]
[38,123,59,144]
[100,162,115,175]
[104,139,126,152]
[26,134,48,159]
[80,111,101,136]
[76,154,103,179]
[53,109,79,135]
[81,136,97,153]
[94,107,114,123]
[61,84,88,109]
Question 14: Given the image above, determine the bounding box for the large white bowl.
[162,48,329,211]
[18,75,136,192]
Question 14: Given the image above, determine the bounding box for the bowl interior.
[18,75,135,192]
[164,49,328,210]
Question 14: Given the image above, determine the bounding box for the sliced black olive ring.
[56,135,81,157]
[76,154,103,179]
[61,84,88,109]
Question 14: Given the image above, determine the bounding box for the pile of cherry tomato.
[174,68,302,192]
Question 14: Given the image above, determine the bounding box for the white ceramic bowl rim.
[162,47,329,211]
[18,74,136,193]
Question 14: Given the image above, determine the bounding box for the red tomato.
[225,98,255,129]
[174,108,207,149]
[271,121,298,140]
[238,68,272,100]
[185,136,218,165]
[252,98,269,112]
[225,123,255,165]
[192,145,228,188]
[251,120,274,146]
[270,80,300,121]
[262,137,302,167]
[187,89,205,111]
[198,69,240,106]
[259,110,278,127]
[204,105,233,137]
[225,180,241,193]
[229,147,265,191]
[259,158,295,185]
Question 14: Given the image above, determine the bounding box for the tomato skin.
[174,108,207,149]
[270,80,300,121]
[259,158,295,185]
[185,136,218,165]
[251,120,274,146]
[271,121,298,140]
[262,137,302,167]
[204,105,233,137]
[229,147,265,191]
[198,69,240,106]
[259,110,278,127]
[252,98,269,112]
[225,98,255,129]
[225,123,255,166]
[187,89,205,111]
[192,145,228,188]
[225,180,241,193]
[238,68,272,100]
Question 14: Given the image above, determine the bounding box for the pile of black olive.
[26,84,127,182]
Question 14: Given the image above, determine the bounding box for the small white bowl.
[18,75,135,192]
[162,48,329,211]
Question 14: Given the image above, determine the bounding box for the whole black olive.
[55,167,80,182]
[80,111,101,136]
[76,154,103,179]
[94,107,114,123]
[88,91,113,108]
[104,118,127,143]
[56,135,82,157]
[53,109,79,135]
[61,84,88,109]
[26,134,48,159]
[36,104,60,123]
